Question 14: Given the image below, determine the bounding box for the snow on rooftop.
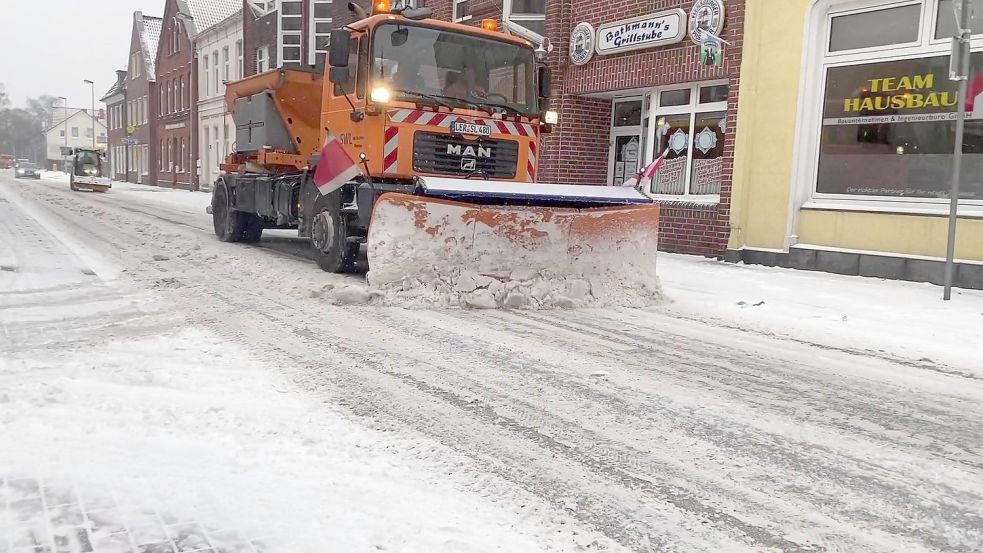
[140,15,163,78]
[184,0,241,34]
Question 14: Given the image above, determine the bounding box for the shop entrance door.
[608,99,646,186]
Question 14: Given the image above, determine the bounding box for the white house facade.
[44,109,108,171]
[196,10,243,191]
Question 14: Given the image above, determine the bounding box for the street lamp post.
[83,79,96,148]
[58,95,67,172]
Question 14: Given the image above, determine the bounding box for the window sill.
[648,194,720,206]
[802,198,983,218]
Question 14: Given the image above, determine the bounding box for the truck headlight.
[84,168,96,175]
[544,110,559,125]
[370,86,391,104]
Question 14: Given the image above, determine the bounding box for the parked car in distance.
[14,162,41,179]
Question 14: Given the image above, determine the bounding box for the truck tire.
[310,190,358,273]
[212,181,264,243]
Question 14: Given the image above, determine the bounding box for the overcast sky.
[0,0,163,110]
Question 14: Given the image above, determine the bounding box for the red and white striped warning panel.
[383,126,399,174]
[526,142,537,183]
[387,109,538,137]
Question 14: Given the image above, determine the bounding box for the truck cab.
[66,148,111,192]
[212,4,556,273]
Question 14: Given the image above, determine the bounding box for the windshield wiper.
[393,90,454,111]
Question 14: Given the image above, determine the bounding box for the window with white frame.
[310,0,332,66]
[236,40,244,79]
[810,0,983,203]
[505,0,546,37]
[453,0,470,22]
[130,52,141,78]
[627,82,728,197]
[280,0,303,65]
[223,46,230,82]
[212,52,220,96]
[250,0,275,15]
[203,54,210,96]
[256,46,269,73]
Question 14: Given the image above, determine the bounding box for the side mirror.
[538,66,552,99]
[329,66,350,85]
[391,28,409,47]
[329,30,351,67]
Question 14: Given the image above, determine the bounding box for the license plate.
[451,122,492,136]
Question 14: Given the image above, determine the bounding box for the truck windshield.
[372,23,538,117]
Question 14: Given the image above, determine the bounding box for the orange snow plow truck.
[211,2,659,287]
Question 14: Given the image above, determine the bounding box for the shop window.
[935,0,983,39]
[613,100,642,127]
[699,84,729,104]
[807,0,983,204]
[659,89,691,107]
[828,4,920,52]
[817,53,983,200]
[643,83,728,197]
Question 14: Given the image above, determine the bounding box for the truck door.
[324,34,373,167]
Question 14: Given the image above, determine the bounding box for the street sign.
[950,37,970,80]
[121,138,139,145]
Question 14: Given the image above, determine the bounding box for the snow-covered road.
[2,173,982,553]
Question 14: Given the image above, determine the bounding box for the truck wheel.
[310,191,358,273]
[212,181,264,243]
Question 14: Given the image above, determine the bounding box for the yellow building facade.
[729,0,983,288]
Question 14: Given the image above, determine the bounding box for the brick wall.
[155,0,196,188]
[558,0,745,258]
[243,3,278,77]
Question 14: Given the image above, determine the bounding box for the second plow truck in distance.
[211,1,660,295]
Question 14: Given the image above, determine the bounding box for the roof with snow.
[100,72,127,102]
[180,0,241,34]
[45,109,106,133]
[137,13,163,80]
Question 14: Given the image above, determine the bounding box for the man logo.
[461,158,477,172]
[447,144,492,158]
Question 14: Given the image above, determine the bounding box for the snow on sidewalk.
[658,254,983,376]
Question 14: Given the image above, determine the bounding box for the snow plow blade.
[366,179,662,308]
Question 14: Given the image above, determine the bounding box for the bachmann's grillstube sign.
[596,9,687,56]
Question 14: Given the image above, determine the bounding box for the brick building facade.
[153,0,240,189]
[100,71,128,181]
[155,2,196,188]
[124,12,161,185]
